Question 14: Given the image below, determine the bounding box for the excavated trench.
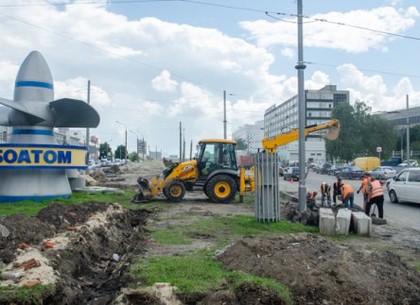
[0,202,151,305]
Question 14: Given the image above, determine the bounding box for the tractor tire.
[205,174,237,203]
[163,180,186,202]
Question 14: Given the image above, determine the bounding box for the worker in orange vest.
[357,173,371,210]
[340,183,355,209]
[306,191,318,210]
[366,176,385,218]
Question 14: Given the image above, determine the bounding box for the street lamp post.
[116,121,128,162]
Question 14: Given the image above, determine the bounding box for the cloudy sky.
[0,0,419,156]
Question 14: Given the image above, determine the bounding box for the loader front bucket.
[323,121,340,141]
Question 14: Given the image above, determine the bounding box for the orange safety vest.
[360,177,370,194]
[369,180,384,199]
[341,184,354,199]
[307,191,317,200]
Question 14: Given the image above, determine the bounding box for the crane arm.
[261,119,340,153]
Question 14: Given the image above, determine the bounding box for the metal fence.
[254,152,280,222]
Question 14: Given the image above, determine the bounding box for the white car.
[369,166,397,180]
[387,168,420,204]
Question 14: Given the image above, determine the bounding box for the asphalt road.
[279,170,420,231]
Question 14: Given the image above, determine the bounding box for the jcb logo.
[178,164,194,178]
[182,165,193,172]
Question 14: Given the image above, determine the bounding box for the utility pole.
[223,90,227,139]
[179,122,182,162]
[86,80,91,162]
[406,94,410,163]
[190,140,193,160]
[296,0,307,213]
[116,121,128,162]
[142,136,145,161]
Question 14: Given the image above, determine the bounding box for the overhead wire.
[1,0,418,103]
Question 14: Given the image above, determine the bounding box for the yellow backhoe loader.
[132,119,340,203]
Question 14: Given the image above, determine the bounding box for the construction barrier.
[254,152,279,222]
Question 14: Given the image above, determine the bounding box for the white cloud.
[336,64,420,112]
[0,1,419,155]
[305,71,331,90]
[281,48,295,59]
[152,70,178,92]
[240,6,418,53]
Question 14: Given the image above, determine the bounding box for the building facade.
[232,120,264,154]
[375,105,420,158]
[376,105,420,130]
[264,85,349,164]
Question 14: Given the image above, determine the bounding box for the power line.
[4,0,419,41]
[306,16,420,42]
[2,1,419,98]
[306,61,420,79]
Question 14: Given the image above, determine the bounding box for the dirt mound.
[87,160,166,188]
[0,202,152,305]
[0,214,55,264]
[216,233,420,305]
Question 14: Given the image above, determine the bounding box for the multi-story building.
[375,105,420,158]
[375,105,420,130]
[264,85,349,164]
[232,120,264,153]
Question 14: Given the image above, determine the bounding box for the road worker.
[332,177,342,204]
[366,176,385,219]
[340,183,355,209]
[306,191,318,210]
[357,173,371,210]
[320,182,331,207]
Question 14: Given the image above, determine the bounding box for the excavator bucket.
[131,177,152,203]
[323,121,340,141]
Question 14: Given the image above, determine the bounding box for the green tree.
[128,151,140,162]
[326,101,397,162]
[99,142,112,159]
[115,145,127,160]
[234,138,248,150]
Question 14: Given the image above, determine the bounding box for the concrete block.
[69,177,86,190]
[336,208,352,235]
[352,212,372,236]
[319,208,335,235]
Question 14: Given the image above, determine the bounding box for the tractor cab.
[196,139,238,178]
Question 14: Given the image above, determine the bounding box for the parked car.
[387,168,420,204]
[369,166,397,180]
[283,167,300,181]
[316,163,332,175]
[328,164,345,176]
[279,166,284,176]
[381,156,402,167]
[398,160,418,167]
[339,166,364,180]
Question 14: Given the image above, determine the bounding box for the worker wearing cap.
[306,191,318,210]
[332,177,342,205]
[320,182,331,207]
[357,173,371,210]
[340,183,355,209]
[366,176,385,218]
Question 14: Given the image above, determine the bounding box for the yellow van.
[354,157,380,172]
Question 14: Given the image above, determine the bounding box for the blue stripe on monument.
[12,129,54,135]
[15,81,53,89]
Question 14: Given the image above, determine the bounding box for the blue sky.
[0,0,419,155]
